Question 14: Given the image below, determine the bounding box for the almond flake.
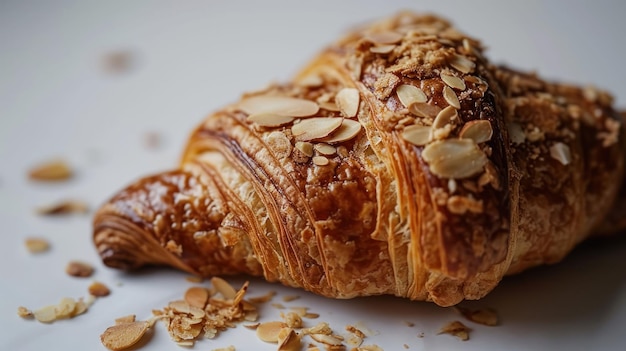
[335,88,360,118]
[455,307,499,326]
[295,141,314,157]
[320,119,362,144]
[366,31,403,44]
[256,321,287,342]
[238,96,319,117]
[184,287,209,309]
[507,122,526,144]
[549,142,571,165]
[88,281,111,297]
[312,156,329,166]
[433,106,457,129]
[409,102,441,119]
[278,328,301,351]
[100,321,150,350]
[459,120,493,144]
[310,333,343,346]
[369,44,396,54]
[422,139,487,179]
[291,118,343,141]
[28,159,73,181]
[24,237,50,253]
[438,320,471,341]
[33,305,57,323]
[54,297,77,319]
[402,125,431,146]
[66,261,94,277]
[247,113,295,127]
[115,315,136,325]
[314,143,336,155]
[396,84,427,108]
[36,200,89,216]
[17,306,33,318]
[441,73,466,90]
[299,74,323,87]
[211,277,237,299]
[319,101,341,112]
[443,86,461,109]
[449,54,476,74]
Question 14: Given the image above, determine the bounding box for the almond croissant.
[93,12,625,306]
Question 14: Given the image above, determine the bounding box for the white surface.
[1,1,626,350]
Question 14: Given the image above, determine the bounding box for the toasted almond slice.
[402,125,431,146]
[310,334,343,346]
[396,84,427,108]
[248,290,277,303]
[244,323,260,329]
[433,106,458,129]
[33,305,57,323]
[257,321,288,343]
[320,119,362,144]
[366,31,403,44]
[422,139,487,179]
[101,321,150,351]
[449,54,476,74]
[28,159,73,181]
[211,277,237,300]
[507,121,526,144]
[17,306,33,318]
[184,286,209,309]
[247,113,295,127]
[24,237,50,253]
[443,86,461,109]
[438,320,471,341]
[441,73,466,90]
[115,315,136,325]
[169,300,206,319]
[303,312,320,319]
[459,120,493,144]
[37,200,89,216]
[549,142,572,166]
[278,328,301,351]
[335,88,360,118]
[292,118,343,141]
[54,297,77,319]
[455,307,499,326]
[295,141,314,157]
[66,261,94,277]
[318,101,341,112]
[369,44,396,54]
[232,281,249,306]
[409,102,441,119]
[298,74,323,87]
[89,281,111,297]
[314,143,336,156]
[238,96,319,117]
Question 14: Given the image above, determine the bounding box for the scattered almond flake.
[324,345,346,351]
[281,311,303,328]
[409,102,441,119]
[28,159,73,181]
[507,122,526,144]
[211,346,236,351]
[422,139,487,179]
[272,303,286,309]
[320,119,362,144]
[310,333,343,346]
[247,113,295,127]
[244,323,260,330]
[54,297,77,319]
[24,237,50,253]
[33,305,57,323]
[313,156,330,166]
[299,74,324,87]
[295,141,314,157]
[549,142,572,166]
[403,344,409,349]
[346,325,366,338]
[301,322,332,335]
[402,124,431,146]
[396,84,427,108]
[256,321,287,343]
[101,321,150,351]
[292,117,343,141]
[455,307,499,326]
[88,281,111,297]
[17,306,33,318]
[447,195,484,214]
[66,261,94,277]
[314,144,336,156]
[438,320,471,341]
[369,44,396,54]
[357,344,384,351]
[278,328,302,351]
[211,276,237,300]
[442,86,461,109]
[318,101,341,112]
[102,50,134,74]
[289,306,309,316]
[335,88,360,118]
[306,345,321,351]
[366,31,403,44]
[184,286,209,309]
[249,290,277,303]
[459,120,493,144]
[433,106,457,129]
[238,95,319,117]
[36,199,89,216]
[185,276,203,283]
[303,312,320,319]
[449,54,475,74]
[115,315,136,325]
[440,73,466,90]
[403,321,415,327]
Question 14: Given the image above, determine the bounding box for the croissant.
[93,12,625,307]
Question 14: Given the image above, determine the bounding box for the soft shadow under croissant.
[93,12,626,306]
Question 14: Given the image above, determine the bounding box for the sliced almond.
[36,200,89,216]
[335,88,360,118]
[238,96,319,117]
[33,305,57,323]
[100,321,150,351]
[438,320,471,341]
[459,120,493,144]
[314,143,337,155]
[507,121,526,144]
[318,101,341,112]
[320,119,362,144]
[184,286,209,309]
[17,306,33,318]
[54,297,77,319]
[443,86,461,109]
[366,31,403,44]
[115,315,136,325]
[441,73,466,90]
[292,118,343,141]
[66,261,94,277]
[402,125,431,146]
[396,84,427,108]
[369,44,396,54]
[409,102,441,119]
[298,74,323,87]
[89,281,111,297]
[422,139,487,179]
[278,328,301,351]
[295,141,314,157]
[24,237,50,253]
[456,307,499,326]
[211,277,237,300]
[310,333,343,346]
[449,54,476,74]
[247,113,295,127]
[433,106,458,129]
[549,142,572,166]
[28,159,73,181]
[256,321,287,343]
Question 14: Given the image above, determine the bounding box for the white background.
[1,1,625,350]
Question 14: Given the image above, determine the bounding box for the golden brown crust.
[93,12,625,306]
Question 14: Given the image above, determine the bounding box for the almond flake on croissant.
[93,12,625,306]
